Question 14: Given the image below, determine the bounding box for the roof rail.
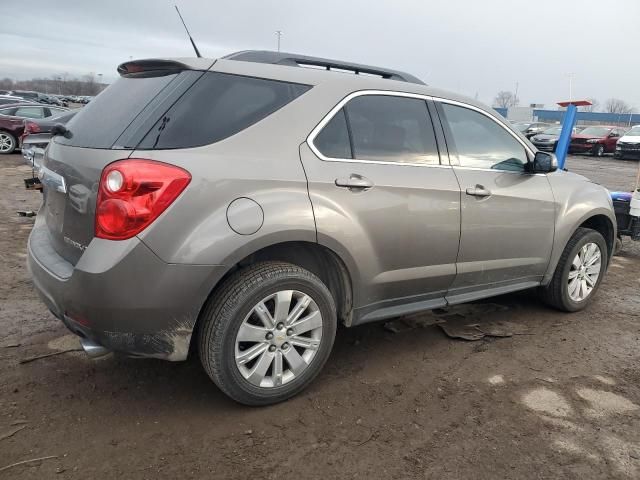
[223,50,425,85]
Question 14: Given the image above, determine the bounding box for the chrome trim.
[38,166,67,194]
[453,166,546,177]
[306,89,535,166]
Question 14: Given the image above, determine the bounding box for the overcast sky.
[1,0,639,109]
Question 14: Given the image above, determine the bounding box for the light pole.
[275,30,283,52]
[567,73,574,103]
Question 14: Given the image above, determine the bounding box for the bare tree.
[493,91,519,108]
[604,98,633,114]
[580,98,599,113]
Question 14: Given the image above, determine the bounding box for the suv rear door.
[301,92,461,323]
[434,100,555,303]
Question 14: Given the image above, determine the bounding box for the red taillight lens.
[24,121,41,135]
[95,159,191,240]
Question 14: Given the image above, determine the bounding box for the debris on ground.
[0,425,26,442]
[16,210,37,217]
[0,455,58,473]
[19,348,83,364]
[384,303,528,341]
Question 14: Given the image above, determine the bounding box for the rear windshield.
[137,72,311,149]
[57,73,179,148]
[57,71,310,150]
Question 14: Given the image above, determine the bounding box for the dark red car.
[569,125,626,157]
[0,103,69,154]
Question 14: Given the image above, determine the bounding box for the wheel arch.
[190,240,355,354]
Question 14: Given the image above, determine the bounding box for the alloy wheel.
[0,133,14,153]
[234,290,323,388]
[567,242,602,302]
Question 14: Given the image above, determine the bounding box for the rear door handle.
[465,185,492,198]
[335,175,374,190]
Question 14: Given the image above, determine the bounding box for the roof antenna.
[174,5,202,58]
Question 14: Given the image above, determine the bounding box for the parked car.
[569,126,626,156]
[0,95,25,106]
[512,121,551,138]
[28,51,616,405]
[21,111,77,170]
[0,103,69,154]
[9,90,40,102]
[614,125,640,160]
[530,126,584,152]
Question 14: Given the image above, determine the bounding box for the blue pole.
[555,104,577,169]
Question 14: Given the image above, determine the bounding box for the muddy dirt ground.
[1,153,639,479]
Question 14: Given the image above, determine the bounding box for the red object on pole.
[556,100,592,107]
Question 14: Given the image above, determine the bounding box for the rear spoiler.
[117,58,215,78]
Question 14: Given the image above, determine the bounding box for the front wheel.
[199,261,337,405]
[592,144,605,157]
[540,228,608,312]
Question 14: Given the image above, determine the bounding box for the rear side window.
[314,108,352,159]
[138,72,310,149]
[312,95,439,165]
[15,107,45,118]
[57,73,179,148]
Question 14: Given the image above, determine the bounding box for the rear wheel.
[199,261,337,405]
[540,228,607,312]
[0,131,16,154]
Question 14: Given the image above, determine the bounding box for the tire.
[199,261,337,406]
[592,144,605,157]
[0,131,16,155]
[540,228,608,312]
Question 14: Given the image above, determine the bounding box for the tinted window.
[314,108,352,159]
[49,108,68,118]
[139,72,311,149]
[344,95,438,164]
[441,103,527,172]
[14,107,45,118]
[0,107,17,116]
[57,73,180,148]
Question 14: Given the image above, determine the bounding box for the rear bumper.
[27,216,226,360]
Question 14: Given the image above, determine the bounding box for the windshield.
[580,127,610,137]
[541,127,562,135]
[624,126,640,136]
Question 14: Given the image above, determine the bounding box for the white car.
[615,125,640,159]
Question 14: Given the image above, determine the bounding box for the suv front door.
[301,92,461,323]
[435,100,555,303]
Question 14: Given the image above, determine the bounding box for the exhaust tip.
[79,337,110,358]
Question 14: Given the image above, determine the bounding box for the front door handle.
[465,185,492,198]
[335,174,374,190]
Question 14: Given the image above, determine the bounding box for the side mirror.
[532,151,558,173]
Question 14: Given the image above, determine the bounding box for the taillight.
[24,121,41,135]
[95,159,191,240]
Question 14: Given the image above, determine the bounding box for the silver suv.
[28,51,616,405]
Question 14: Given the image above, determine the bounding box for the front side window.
[440,103,528,172]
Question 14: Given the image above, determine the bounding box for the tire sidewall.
[213,272,336,404]
[558,231,608,311]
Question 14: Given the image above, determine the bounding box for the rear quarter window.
[137,72,311,149]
